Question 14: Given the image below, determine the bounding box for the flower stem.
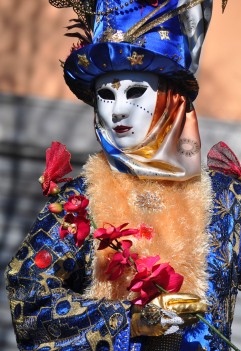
[89,215,97,230]
[128,255,137,271]
[196,314,240,351]
[57,193,67,203]
[154,283,168,294]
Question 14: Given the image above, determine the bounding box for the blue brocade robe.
[5,171,241,351]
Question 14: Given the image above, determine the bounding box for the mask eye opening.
[97,88,115,100]
[126,87,147,99]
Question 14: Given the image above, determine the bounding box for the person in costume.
[6,1,241,351]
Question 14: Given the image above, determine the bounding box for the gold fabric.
[130,293,207,338]
[154,293,207,314]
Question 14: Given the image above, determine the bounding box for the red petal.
[117,223,129,231]
[136,255,160,272]
[121,228,139,236]
[59,227,68,239]
[120,240,133,250]
[41,142,73,194]
[129,280,143,292]
[45,141,72,179]
[97,240,110,250]
[165,272,184,292]
[150,262,169,278]
[93,228,107,239]
[109,252,124,263]
[64,195,89,213]
[130,253,139,261]
[109,266,124,281]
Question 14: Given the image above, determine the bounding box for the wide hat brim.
[64,42,198,106]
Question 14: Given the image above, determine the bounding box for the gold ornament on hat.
[158,29,170,40]
[127,52,144,65]
[77,54,90,68]
[111,79,121,90]
[49,0,229,42]
[124,0,205,43]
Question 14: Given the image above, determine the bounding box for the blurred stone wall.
[196,0,241,120]
[0,0,75,101]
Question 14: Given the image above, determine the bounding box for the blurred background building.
[0,0,241,350]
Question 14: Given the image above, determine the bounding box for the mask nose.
[112,97,129,123]
[112,113,129,123]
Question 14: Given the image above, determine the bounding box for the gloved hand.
[131,293,207,337]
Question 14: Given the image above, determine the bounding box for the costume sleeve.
[5,199,132,351]
[239,227,241,290]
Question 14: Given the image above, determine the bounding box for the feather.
[222,0,228,13]
[65,18,93,43]
[65,32,92,43]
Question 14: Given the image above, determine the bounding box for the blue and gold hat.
[50,0,213,105]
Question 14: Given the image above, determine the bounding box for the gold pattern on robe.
[86,330,113,351]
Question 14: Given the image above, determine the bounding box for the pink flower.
[94,223,139,250]
[39,142,73,196]
[128,256,184,305]
[60,213,90,247]
[64,195,89,214]
[105,240,138,281]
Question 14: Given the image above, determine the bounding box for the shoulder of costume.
[207,141,241,191]
[59,174,87,196]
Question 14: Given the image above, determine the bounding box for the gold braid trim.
[125,0,205,42]
[124,0,170,41]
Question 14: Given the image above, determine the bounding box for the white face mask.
[95,72,159,149]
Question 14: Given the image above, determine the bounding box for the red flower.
[94,223,139,250]
[128,256,184,305]
[105,240,138,281]
[64,195,89,215]
[135,223,154,240]
[39,141,73,196]
[60,213,90,247]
